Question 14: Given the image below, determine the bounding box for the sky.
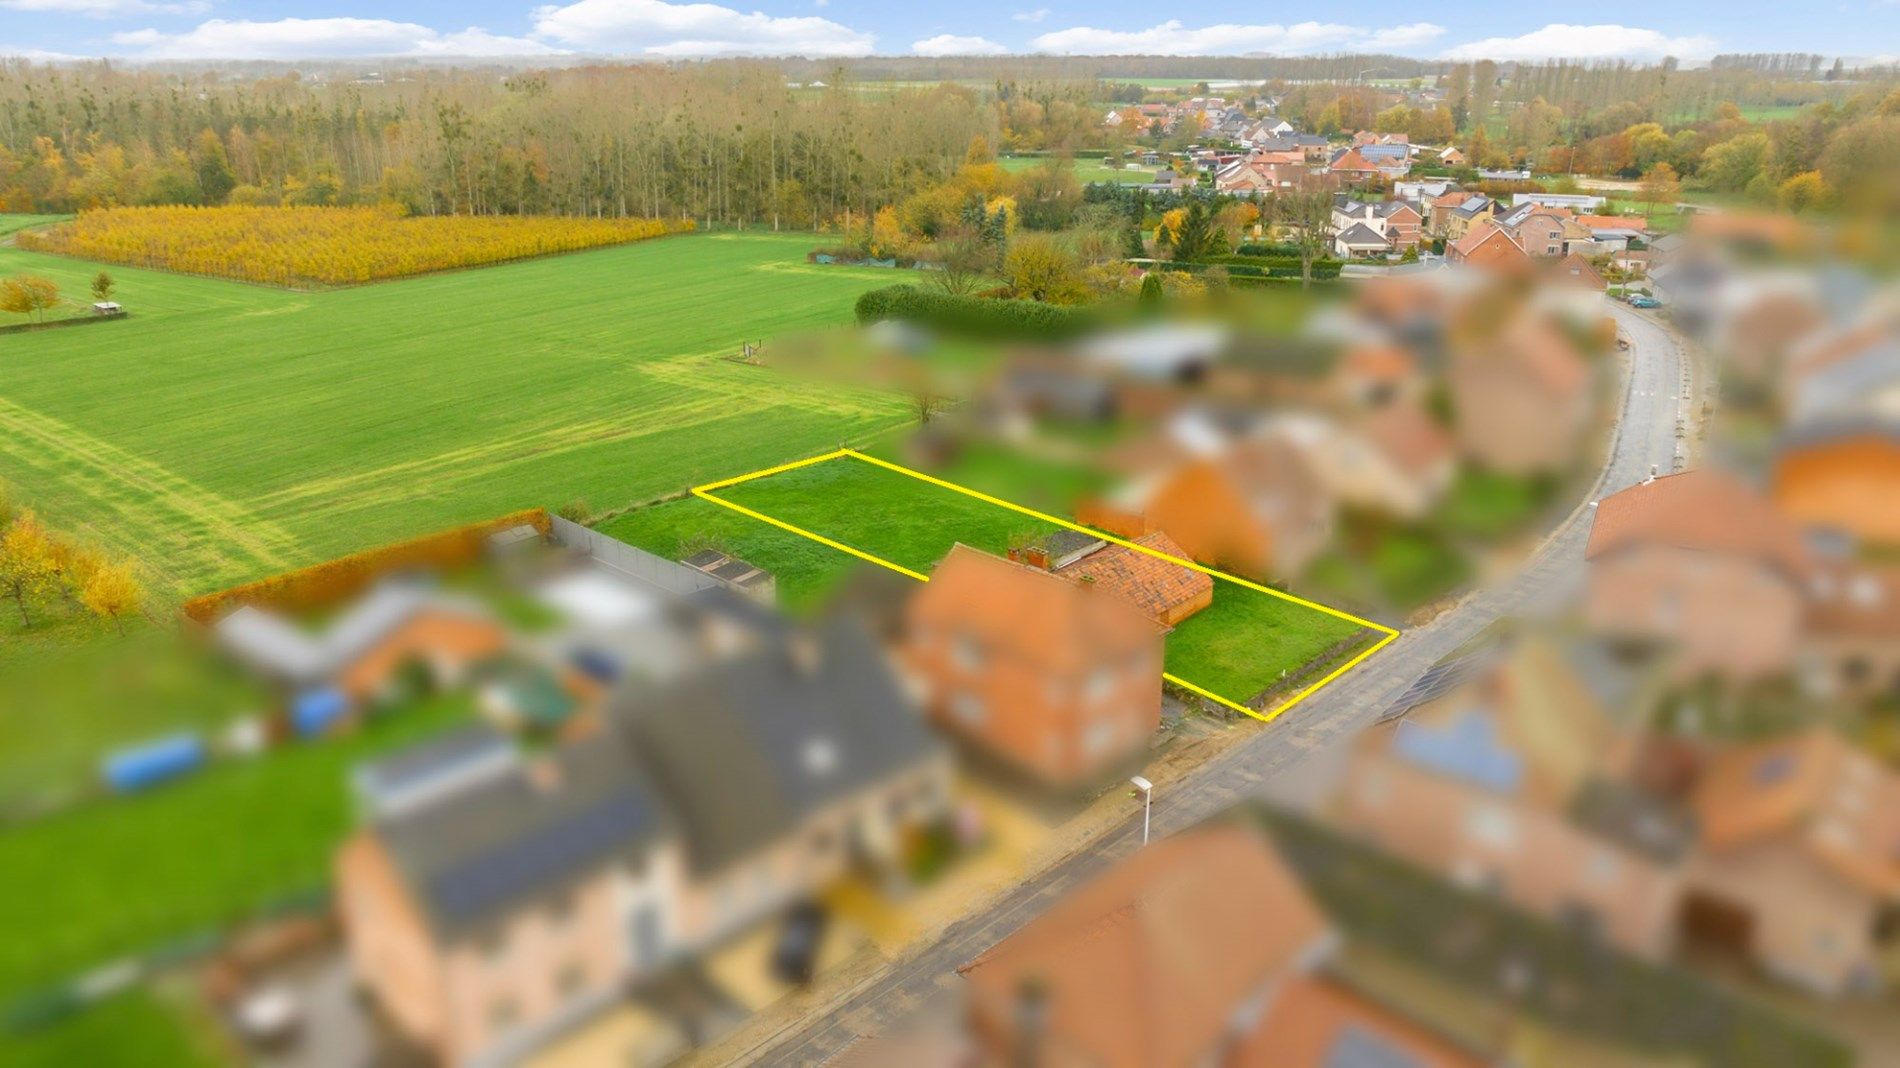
[0,0,1889,65]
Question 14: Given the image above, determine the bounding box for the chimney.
[1026,546,1051,570]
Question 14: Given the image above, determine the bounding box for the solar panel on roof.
[1324,1025,1425,1068]
[427,787,655,926]
[1392,710,1523,794]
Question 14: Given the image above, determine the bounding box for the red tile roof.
[1586,468,1810,578]
[917,544,1163,673]
[960,825,1331,1068]
[1058,531,1212,623]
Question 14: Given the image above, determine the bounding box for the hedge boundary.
[854,284,1092,340]
[181,509,551,624]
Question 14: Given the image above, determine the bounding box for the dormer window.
[803,737,839,777]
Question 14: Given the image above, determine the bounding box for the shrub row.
[854,285,1091,340]
[1202,253,1344,279]
[182,509,551,624]
[1234,241,1304,257]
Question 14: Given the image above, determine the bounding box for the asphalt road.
[751,304,1690,1066]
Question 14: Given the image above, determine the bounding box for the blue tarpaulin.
[292,687,349,738]
[103,733,205,793]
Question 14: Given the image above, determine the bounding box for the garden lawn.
[0,213,69,239]
[0,231,913,601]
[0,985,226,1068]
[603,453,1367,703]
[0,693,472,1004]
[997,155,1155,185]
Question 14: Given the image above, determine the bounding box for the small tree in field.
[0,511,58,626]
[1637,162,1681,224]
[91,271,115,302]
[1,275,60,322]
[81,559,143,636]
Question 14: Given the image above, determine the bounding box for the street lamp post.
[1130,775,1153,846]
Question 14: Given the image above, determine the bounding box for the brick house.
[958,824,1483,1068]
[1447,312,1592,475]
[338,616,949,1065]
[1584,468,1811,680]
[1445,220,1532,272]
[1681,729,1900,996]
[1088,433,1336,582]
[1333,638,1691,961]
[904,544,1165,786]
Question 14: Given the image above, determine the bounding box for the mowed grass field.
[602,453,1367,704]
[0,231,915,600]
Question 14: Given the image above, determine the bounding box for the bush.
[854,285,1092,340]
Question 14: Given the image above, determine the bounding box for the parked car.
[1627,294,1661,309]
[771,901,829,985]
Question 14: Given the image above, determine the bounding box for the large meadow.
[0,228,915,601]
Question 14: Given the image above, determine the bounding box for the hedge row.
[182,509,552,624]
[854,285,1091,340]
[1234,241,1304,257]
[1203,253,1344,279]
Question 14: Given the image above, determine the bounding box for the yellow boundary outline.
[690,448,1400,723]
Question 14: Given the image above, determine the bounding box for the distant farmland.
[0,232,914,598]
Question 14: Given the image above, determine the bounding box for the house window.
[1464,804,1517,849]
[951,692,986,727]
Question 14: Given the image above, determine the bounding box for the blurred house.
[1682,729,1900,996]
[214,582,509,717]
[338,727,681,1066]
[956,824,1482,1068]
[1334,638,1690,960]
[1584,468,1811,680]
[1447,313,1592,475]
[338,616,948,1065]
[904,544,1165,787]
[1334,401,1457,518]
[1085,432,1336,581]
[1773,421,1900,550]
[1800,560,1900,700]
[606,615,952,944]
[1329,343,1424,412]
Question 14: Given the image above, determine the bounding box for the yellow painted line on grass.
[690,449,1399,723]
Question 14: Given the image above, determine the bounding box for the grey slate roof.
[1336,222,1389,248]
[375,736,672,937]
[608,616,941,875]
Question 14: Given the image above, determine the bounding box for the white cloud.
[110,18,563,59]
[1011,7,1050,22]
[0,0,207,15]
[1030,19,1445,56]
[530,0,874,57]
[0,45,87,60]
[1441,24,1718,62]
[1365,23,1446,51]
[912,33,1008,56]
